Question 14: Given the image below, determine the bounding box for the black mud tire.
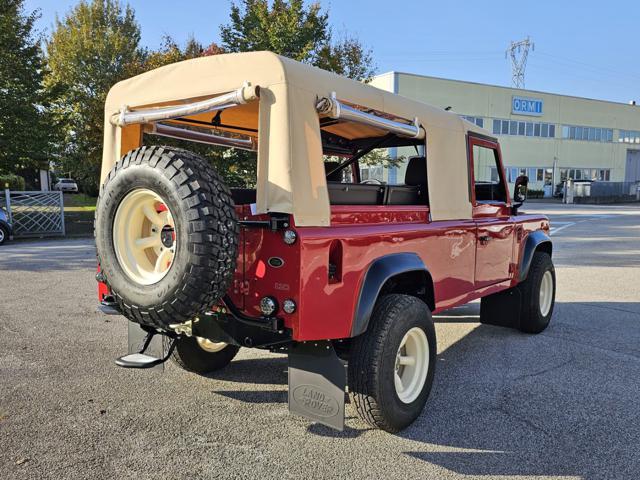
[348,294,437,433]
[171,337,240,374]
[95,146,239,330]
[517,251,555,333]
[0,224,8,245]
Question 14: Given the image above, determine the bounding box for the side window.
[472,143,507,203]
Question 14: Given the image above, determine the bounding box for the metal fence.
[564,181,640,204]
[1,190,65,237]
[590,181,639,198]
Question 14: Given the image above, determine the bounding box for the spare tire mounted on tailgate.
[95,146,239,330]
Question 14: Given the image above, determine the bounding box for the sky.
[24,0,640,104]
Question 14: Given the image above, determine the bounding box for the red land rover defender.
[95,52,555,432]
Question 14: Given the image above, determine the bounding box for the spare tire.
[95,146,239,330]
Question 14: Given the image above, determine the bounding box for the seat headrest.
[405,156,426,186]
[324,161,343,182]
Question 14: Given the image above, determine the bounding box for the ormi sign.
[512,96,543,116]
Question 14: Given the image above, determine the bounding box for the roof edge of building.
[372,71,639,109]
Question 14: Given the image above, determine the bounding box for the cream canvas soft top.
[102,51,488,226]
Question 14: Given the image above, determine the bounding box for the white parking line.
[549,222,576,236]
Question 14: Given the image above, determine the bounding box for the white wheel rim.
[394,327,429,404]
[113,188,176,285]
[196,337,227,353]
[539,270,554,317]
[0,229,4,243]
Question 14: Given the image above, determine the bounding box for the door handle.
[478,235,491,245]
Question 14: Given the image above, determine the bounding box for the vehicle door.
[468,134,516,288]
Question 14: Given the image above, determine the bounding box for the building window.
[619,130,640,144]
[507,167,528,182]
[560,167,611,181]
[462,116,484,128]
[492,118,555,139]
[562,124,613,142]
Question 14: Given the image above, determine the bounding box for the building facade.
[369,72,640,194]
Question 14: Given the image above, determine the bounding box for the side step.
[115,330,176,369]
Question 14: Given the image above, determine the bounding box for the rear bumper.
[192,296,290,349]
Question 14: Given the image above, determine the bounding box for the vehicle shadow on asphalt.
[401,301,640,478]
[209,301,640,478]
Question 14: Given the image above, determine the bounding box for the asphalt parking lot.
[1,203,639,480]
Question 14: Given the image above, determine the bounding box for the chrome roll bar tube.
[110,82,260,127]
[316,92,424,140]
[144,123,256,151]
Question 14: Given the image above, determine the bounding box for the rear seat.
[327,156,428,206]
[386,156,428,205]
[327,182,386,205]
[232,157,428,207]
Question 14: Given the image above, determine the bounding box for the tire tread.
[95,146,239,330]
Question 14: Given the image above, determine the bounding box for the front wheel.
[0,225,8,245]
[518,251,556,333]
[348,294,437,433]
[171,336,240,374]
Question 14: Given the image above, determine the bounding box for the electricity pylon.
[506,37,534,89]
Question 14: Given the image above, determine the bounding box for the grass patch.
[63,194,96,236]
[63,193,97,211]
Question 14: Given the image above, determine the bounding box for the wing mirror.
[512,175,529,212]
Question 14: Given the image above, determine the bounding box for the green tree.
[220,0,375,81]
[134,36,256,187]
[45,0,142,194]
[0,0,51,175]
[217,0,376,187]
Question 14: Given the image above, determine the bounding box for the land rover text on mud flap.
[95,52,555,432]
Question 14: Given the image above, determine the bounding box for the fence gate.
[1,190,65,237]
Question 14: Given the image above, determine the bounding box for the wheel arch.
[0,220,11,233]
[519,230,552,282]
[350,253,435,337]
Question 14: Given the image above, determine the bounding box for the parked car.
[0,206,12,245]
[94,52,555,433]
[53,178,79,193]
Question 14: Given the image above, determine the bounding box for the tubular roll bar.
[316,92,424,140]
[144,123,256,151]
[109,82,260,127]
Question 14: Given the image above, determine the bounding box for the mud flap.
[288,341,346,431]
[127,322,165,371]
[480,286,522,329]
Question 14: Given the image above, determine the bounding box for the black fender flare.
[0,220,12,235]
[519,230,552,282]
[350,253,432,337]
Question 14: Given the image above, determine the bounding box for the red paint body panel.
[96,205,549,342]
[96,134,551,344]
[228,204,548,341]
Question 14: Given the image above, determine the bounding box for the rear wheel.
[348,294,436,432]
[95,146,239,331]
[171,337,240,374]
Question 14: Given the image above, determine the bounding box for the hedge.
[0,174,26,191]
